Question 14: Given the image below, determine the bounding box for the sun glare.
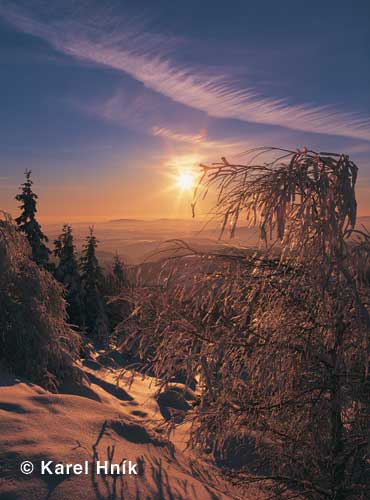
[176,171,196,191]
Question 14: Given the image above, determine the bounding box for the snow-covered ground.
[0,363,264,499]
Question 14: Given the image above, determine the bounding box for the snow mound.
[0,367,263,499]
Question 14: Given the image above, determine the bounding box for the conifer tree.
[54,224,84,329]
[15,170,50,268]
[104,253,130,333]
[80,227,109,345]
[112,253,128,293]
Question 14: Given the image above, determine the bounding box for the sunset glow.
[1,4,370,499]
[0,1,368,220]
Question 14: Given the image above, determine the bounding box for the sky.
[0,0,369,222]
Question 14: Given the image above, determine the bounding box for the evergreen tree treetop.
[80,227,109,345]
[15,170,50,268]
[80,227,104,289]
[113,253,126,282]
[15,170,38,223]
[54,224,84,329]
[54,225,77,272]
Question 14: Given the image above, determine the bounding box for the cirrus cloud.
[1,1,370,142]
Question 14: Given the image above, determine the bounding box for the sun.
[176,171,196,191]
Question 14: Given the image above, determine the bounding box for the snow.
[0,366,263,499]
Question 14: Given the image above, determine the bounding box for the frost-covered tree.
[0,212,81,390]
[15,170,50,269]
[54,224,84,329]
[122,149,370,499]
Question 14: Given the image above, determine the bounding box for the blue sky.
[0,0,369,220]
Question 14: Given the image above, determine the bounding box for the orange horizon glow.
[3,152,370,226]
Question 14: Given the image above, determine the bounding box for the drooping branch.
[193,148,358,264]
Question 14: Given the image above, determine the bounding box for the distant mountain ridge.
[109,218,145,223]
[109,217,201,224]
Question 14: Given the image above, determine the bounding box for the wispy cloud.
[151,127,246,153]
[79,85,246,153]
[345,143,370,155]
[2,1,370,141]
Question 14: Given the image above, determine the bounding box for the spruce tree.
[15,170,50,268]
[54,224,84,329]
[104,253,130,333]
[80,227,109,345]
[112,253,128,293]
